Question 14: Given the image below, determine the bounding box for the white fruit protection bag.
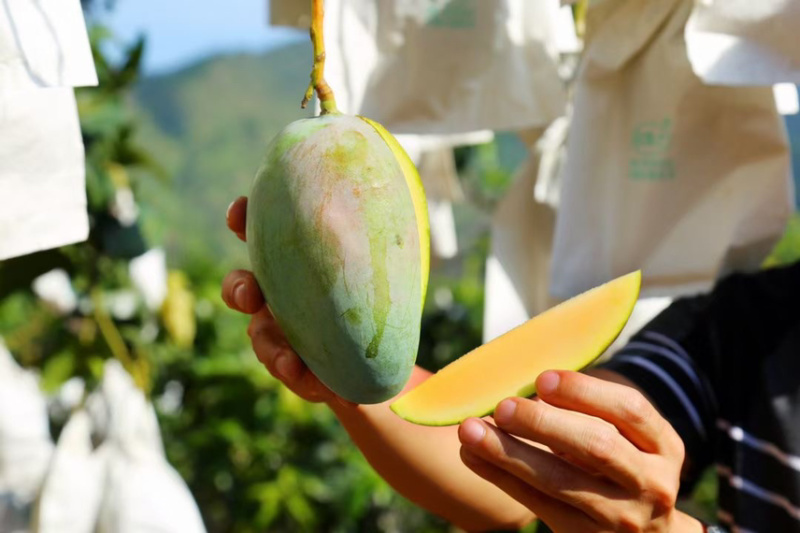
[34,361,207,533]
[549,0,795,301]
[483,127,564,342]
[0,0,97,261]
[685,0,800,86]
[415,148,464,260]
[92,362,206,533]
[34,412,107,533]
[0,342,54,533]
[272,0,567,146]
[319,0,567,136]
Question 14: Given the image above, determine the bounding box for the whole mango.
[246,113,430,404]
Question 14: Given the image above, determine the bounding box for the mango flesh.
[391,271,642,426]
[247,114,429,404]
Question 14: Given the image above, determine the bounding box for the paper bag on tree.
[686,0,800,86]
[321,0,566,140]
[0,0,97,260]
[549,0,794,300]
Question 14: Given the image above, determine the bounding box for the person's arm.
[331,369,536,530]
[224,196,705,531]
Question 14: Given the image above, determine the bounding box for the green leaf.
[764,212,800,267]
[41,351,76,393]
[117,37,145,89]
[249,483,282,529]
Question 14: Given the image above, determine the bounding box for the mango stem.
[301,0,339,115]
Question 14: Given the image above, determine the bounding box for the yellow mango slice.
[391,271,641,426]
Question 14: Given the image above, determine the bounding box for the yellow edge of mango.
[390,271,642,426]
[358,116,430,305]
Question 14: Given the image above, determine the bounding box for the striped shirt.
[601,261,800,533]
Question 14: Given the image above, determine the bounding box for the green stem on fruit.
[301,0,339,115]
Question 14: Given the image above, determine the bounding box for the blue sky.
[99,0,305,75]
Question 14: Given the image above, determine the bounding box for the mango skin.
[246,114,428,404]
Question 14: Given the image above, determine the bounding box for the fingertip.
[493,398,517,426]
[225,272,264,314]
[232,280,247,309]
[275,351,302,382]
[536,370,560,397]
[221,270,246,310]
[459,418,486,445]
[226,196,248,236]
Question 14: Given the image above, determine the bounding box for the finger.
[535,371,680,456]
[221,270,265,314]
[226,196,248,241]
[493,397,645,490]
[460,448,597,533]
[248,308,337,404]
[459,418,625,526]
[248,306,290,368]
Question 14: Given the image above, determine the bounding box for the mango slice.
[390,271,641,426]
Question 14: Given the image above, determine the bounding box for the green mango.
[247,114,430,404]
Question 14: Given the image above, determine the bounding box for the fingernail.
[233,281,247,309]
[275,353,295,381]
[226,200,235,219]
[537,371,560,396]
[460,419,486,445]
[494,399,516,425]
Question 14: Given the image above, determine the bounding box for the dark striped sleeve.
[600,261,800,532]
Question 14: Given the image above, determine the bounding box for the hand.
[457,370,701,532]
[221,197,351,406]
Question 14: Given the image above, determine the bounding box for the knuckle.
[620,390,653,427]
[669,430,686,461]
[644,478,678,516]
[584,428,618,466]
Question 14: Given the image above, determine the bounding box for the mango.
[246,114,430,404]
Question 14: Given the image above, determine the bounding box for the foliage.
[763,212,800,268]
